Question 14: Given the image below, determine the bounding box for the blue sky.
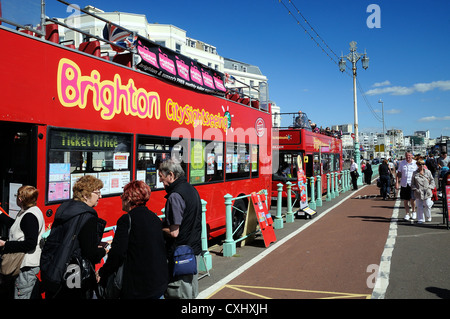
[44,0,450,138]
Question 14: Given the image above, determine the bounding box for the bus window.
[47,128,132,202]
[335,154,341,172]
[136,135,187,189]
[330,154,335,173]
[322,153,330,174]
[273,150,302,181]
[225,143,251,180]
[251,145,259,178]
[313,153,321,176]
[190,140,224,185]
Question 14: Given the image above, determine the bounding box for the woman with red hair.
[97,180,168,299]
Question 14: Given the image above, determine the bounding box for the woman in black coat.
[97,180,168,299]
[364,161,373,185]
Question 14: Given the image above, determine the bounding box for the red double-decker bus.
[272,112,342,201]
[0,1,272,239]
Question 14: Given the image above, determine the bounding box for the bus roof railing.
[45,17,135,57]
[273,112,312,130]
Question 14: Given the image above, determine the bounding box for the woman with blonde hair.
[411,159,435,224]
[0,185,45,299]
[41,175,107,299]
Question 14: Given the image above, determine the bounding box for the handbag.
[64,254,94,290]
[99,214,131,299]
[1,252,25,276]
[173,245,197,277]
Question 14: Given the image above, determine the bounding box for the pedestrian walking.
[411,159,435,223]
[425,155,437,179]
[349,158,359,190]
[159,159,202,299]
[363,160,373,185]
[437,152,449,192]
[41,175,107,299]
[378,159,391,200]
[396,152,418,221]
[437,152,449,170]
[97,180,168,299]
[0,186,45,299]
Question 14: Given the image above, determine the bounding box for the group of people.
[293,111,342,139]
[382,151,449,224]
[349,151,449,225]
[310,124,342,139]
[0,158,202,299]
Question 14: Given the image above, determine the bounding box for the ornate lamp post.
[339,41,369,185]
[378,99,386,157]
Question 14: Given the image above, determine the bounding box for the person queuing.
[97,180,168,299]
[41,175,107,299]
[0,186,45,299]
[159,159,202,299]
[396,152,418,221]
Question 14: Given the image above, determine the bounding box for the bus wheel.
[232,199,247,240]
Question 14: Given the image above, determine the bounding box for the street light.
[339,41,369,185]
[378,99,385,157]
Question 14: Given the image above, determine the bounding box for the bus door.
[0,122,37,217]
[304,154,314,178]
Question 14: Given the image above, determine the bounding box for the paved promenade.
[197,183,450,300]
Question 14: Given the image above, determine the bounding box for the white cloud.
[366,80,450,96]
[366,86,414,96]
[374,108,401,114]
[418,116,450,122]
[413,81,450,93]
[372,80,391,87]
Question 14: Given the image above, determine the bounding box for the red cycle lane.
[207,185,395,299]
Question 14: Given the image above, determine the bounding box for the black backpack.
[40,213,92,294]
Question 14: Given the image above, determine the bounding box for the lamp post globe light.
[339,41,369,185]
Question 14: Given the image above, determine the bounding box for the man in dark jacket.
[378,159,391,200]
[159,159,202,299]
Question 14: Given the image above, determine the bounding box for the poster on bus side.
[297,155,308,210]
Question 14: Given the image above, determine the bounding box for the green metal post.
[346,170,351,191]
[344,170,348,192]
[326,173,332,201]
[223,194,236,257]
[316,176,323,207]
[198,199,212,271]
[335,172,338,196]
[331,172,336,199]
[286,181,294,223]
[309,176,316,210]
[274,183,284,229]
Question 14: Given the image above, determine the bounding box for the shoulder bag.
[1,252,25,276]
[173,245,197,277]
